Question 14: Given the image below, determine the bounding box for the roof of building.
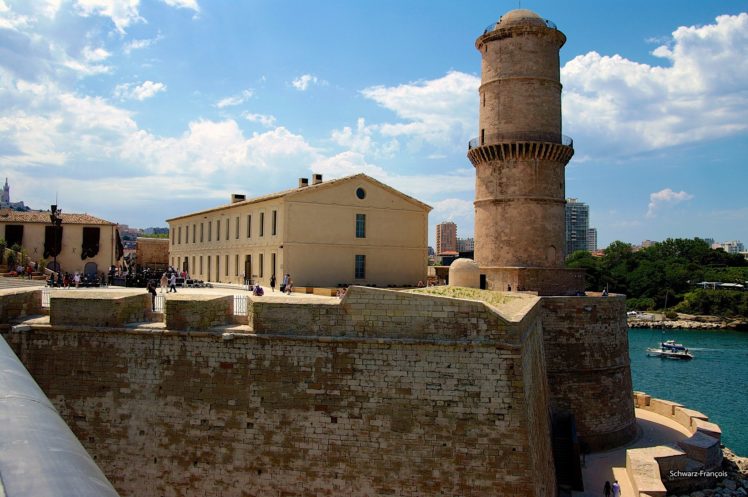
[498,9,546,28]
[0,209,115,226]
[166,173,432,222]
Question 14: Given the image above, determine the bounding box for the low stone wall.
[250,286,519,342]
[0,288,42,321]
[627,392,724,496]
[164,294,233,331]
[50,291,149,328]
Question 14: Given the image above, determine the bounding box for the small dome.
[449,258,481,289]
[497,9,546,28]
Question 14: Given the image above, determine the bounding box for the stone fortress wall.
[1,287,558,497]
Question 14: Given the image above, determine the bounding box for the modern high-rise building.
[457,237,474,252]
[586,228,597,252]
[435,221,457,255]
[565,198,590,255]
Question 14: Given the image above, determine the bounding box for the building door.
[244,255,252,285]
[84,262,97,277]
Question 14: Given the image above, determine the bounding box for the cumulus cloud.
[291,74,323,91]
[330,117,399,158]
[161,0,199,12]
[73,0,144,34]
[215,89,253,108]
[430,198,474,220]
[562,13,748,159]
[361,70,479,152]
[123,34,163,54]
[114,80,167,101]
[243,112,276,128]
[646,188,694,218]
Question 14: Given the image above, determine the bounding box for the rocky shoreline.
[628,315,748,331]
[671,448,748,497]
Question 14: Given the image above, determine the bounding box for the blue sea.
[628,327,748,456]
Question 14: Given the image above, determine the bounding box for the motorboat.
[647,339,694,360]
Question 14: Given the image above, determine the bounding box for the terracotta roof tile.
[0,209,115,225]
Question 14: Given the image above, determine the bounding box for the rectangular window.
[225,218,229,240]
[235,254,239,276]
[207,256,211,280]
[81,227,100,259]
[355,214,366,238]
[192,224,196,243]
[259,253,264,278]
[271,252,276,278]
[259,212,264,237]
[247,215,252,238]
[246,254,252,280]
[208,221,212,242]
[225,254,229,276]
[200,223,204,243]
[235,217,239,239]
[355,255,366,279]
[192,256,195,275]
[272,210,277,236]
[216,256,220,280]
[199,256,203,274]
[217,220,221,240]
[171,227,175,245]
[178,226,182,244]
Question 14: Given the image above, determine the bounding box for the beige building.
[0,208,119,275]
[166,174,431,288]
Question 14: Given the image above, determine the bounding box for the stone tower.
[467,9,584,296]
[1,178,9,205]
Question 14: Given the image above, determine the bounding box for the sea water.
[628,327,748,456]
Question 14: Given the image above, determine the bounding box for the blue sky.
[1,0,747,249]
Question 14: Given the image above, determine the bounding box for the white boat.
[646,340,694,360]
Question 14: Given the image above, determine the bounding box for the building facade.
[565,198,590,255]
[167,174,431,288]
[435,221,457,255]
[586,228,597,252]
[457,237,475,252]
[0,209,118,275]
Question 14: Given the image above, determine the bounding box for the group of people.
[252,273,294,297]
[47,271,97,288]
[159,272,179,293]
[603,480,621,497]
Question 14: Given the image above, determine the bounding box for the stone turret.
[468,9,584,296]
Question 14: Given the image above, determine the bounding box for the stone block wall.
[0,288,42,321]
[481,267,586,296]
[541,295,637,450]
[3,315,554,497]
[50,291,149,328]
[136,237,169,267]
[165,294,233,331]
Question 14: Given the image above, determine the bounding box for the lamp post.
[49,204,62,276]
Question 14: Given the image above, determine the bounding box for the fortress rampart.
[1,287,558,497]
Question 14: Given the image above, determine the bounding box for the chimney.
[312,173,323,185]
[298,178,309,188]
[231,194,246,204]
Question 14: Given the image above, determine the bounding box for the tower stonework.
[468,9,584,296]
[469,9,637,453]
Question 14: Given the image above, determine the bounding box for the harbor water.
[628,327,748,456]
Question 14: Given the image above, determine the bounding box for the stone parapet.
[164,294,233,331]
[481,266,586,296]
[50,291,149,328]
[0,288,42,321]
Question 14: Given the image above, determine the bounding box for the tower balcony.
[468,132,573,150]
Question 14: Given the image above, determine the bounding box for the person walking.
[281,273,290,293]
[73,272,81,288]
[160,272,168,293]
[147,282,157,311]
[270,274,276,292]
[603,481,611,497]
[612,480,621,497]
[169,272,177,293]
[285,278,294,295]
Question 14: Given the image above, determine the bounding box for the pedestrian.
[169,272,177,293]
[56,272,63,288]
[147,282,157,311]
[285,278,294,295]
[160,272,168,293]
[281,273,290,293]
[612,480,620,497]
[73,272,81,288]
[603,481,611,497]
[270,274,276,292]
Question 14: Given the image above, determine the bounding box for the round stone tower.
[468,9,584,296]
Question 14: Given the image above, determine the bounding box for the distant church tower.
[1,178,9,205]
[467,9,584,295]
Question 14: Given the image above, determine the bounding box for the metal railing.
[42,287,50,308]
[483,17,557,35]
[234,295,248,316]
[468,132,573,150]
[154,294,165,312]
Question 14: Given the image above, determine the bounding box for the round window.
[356,187,366,199]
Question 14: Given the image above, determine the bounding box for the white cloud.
[330,117,399,158]
[646,188,694,218]
[82,46,111,62]
[161,0,199,12]
[0,1,32,30]
[291,74,321,91]
[215,89,253,108]
[123,34,163,54]
[74,0,144,34]
[361,71,479,152]
[243,112,277,128]
[562,13,748,159]
[431,198,474,220]
[114,80,167,101]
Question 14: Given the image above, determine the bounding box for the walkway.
[573,408,691,497]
